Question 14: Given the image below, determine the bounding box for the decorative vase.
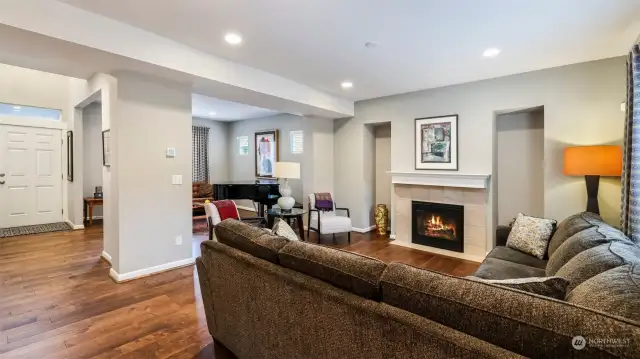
[375,204,389,235]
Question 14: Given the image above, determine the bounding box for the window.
[237,136,249,155]
[192,126,210,182]
[290,130,303,154]
[0,103,61,120]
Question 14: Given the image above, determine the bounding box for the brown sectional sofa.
[196,213,640,358]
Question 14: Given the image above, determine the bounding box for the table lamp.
[275,162,300,211]
[563,145,622,214]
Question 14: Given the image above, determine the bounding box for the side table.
[266,208,307,241]
[84,197,103,226]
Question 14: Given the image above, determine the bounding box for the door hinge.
[61,209,64,214]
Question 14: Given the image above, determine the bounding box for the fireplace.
[412,201,464,252]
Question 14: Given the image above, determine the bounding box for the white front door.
[0,125,63,228]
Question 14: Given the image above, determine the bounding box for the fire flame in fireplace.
[425,215,456,238]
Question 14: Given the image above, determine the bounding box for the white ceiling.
[192,94,280,121]
[57,0,640,101]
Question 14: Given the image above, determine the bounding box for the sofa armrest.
[195,257,216,336]
[495,225,511,247]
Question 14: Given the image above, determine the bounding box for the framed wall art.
[255,130,279,177]
[102,129,111,167]
[415,115,458,170]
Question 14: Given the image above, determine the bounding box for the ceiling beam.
[0,0,353,118]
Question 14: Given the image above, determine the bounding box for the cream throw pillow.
[272,218,299,241]
[506,213,556,259]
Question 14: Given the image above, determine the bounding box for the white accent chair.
[307,193,352,243]
[203,201,266,241]
[203,202,225,241]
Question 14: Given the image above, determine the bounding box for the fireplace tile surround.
[390,172,490,262]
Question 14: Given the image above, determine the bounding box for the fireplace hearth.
[412,201,464,252]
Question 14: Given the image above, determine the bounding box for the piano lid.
[214,179,278,185]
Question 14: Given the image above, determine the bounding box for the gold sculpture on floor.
[375,204,389,235]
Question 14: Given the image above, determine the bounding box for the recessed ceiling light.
[12,106,21,111]
[483,48,500,58]
[224,33,242,45]
[341,81,353,89]
[208,111,217,116]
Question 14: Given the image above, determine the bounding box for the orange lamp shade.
[563,145,622,176]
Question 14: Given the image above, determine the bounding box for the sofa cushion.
[546,225,629,276]
[547,212,602,258]
[555,241,640,292]
[506,213,556,259]
[566,264,640,322]
[278,241,387,300]
[465,276,569,300]
[214,219,289,264]
[485,246,547,269]
[380,262,640,358]
[473,257,546,280]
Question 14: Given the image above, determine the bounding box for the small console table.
[83,197,103,226]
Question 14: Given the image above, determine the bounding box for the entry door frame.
[0,116,67,228]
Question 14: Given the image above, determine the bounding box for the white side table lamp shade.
[275,162,300,210]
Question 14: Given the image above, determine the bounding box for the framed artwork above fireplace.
[415,115,458,170]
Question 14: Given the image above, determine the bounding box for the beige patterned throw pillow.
[506,213,556,259]
[272,218,299,241]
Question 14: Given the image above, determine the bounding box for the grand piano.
[213,180,280,217]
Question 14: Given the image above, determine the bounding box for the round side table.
[266,208,307,241]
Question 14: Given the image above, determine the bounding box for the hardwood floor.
[1,216,479,359]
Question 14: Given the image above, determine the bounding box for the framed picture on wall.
[255,130,279,177]
[415,115,458,170]
[102,129,111,167]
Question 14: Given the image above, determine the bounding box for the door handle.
[0,181,5,185]
[0,173,4,177]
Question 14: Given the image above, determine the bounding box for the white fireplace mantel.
[387,171,491,189]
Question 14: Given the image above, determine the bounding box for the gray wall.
[82,102,103,217]
[375,124,392,211]
[227,114,307,208]
[114,73,193,274]
[336,57,625,240]
[192,117,229,184]
[496,110,544,225]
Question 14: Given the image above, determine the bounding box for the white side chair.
[307,193,352,243]
[204,202,223,241]
[204,201,267,241]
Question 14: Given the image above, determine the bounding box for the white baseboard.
[101,251,112,265]
[236,205,257,212]
[109,257,195,283]
[351,225,375,233]
[65,220,84,230]
[90,216,103,220]
[389,234,396,239]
